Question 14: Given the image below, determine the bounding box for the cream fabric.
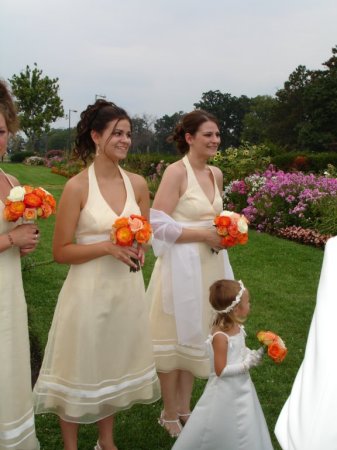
[147,155,234,379]
[275,236,337,449]
[33,164,160,423]
[0,171,39,450]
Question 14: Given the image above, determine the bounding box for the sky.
[2,0,337,129]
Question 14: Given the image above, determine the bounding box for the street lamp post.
[68,109,77,156]
[95,94,106,101]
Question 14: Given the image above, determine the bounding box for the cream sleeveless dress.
[33,164,160,423]
[0,169,39,450]
[147,156,234,378]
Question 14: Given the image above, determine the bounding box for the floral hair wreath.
[218,280,245,314]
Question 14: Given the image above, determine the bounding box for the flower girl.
[172,279,273,450]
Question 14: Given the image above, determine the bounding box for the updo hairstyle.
[0,80,19,134]
[74,99,132,164]
[171,109,219,155]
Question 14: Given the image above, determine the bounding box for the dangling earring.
[96,144,100,157]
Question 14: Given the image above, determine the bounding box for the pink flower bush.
[223,166,337,233]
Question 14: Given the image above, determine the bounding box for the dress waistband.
[76,234,110,244]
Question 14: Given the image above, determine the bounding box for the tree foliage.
[9,63,64,150]
[194,90,251,149]
[154,111,184,154]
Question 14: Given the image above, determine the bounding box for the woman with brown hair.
[0,80,40,450]
[33,100,160,450]
[146,109,234,438]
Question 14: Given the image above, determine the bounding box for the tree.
[130,114,155,153]
[241,95,277,145]
[194,90,251,149]
[9,63,64,152]
[154,111,184,154]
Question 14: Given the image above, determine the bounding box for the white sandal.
[158,411,182,438]
[178,412,191,425]
[94,442,102,450]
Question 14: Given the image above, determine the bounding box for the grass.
[1,163,325,449]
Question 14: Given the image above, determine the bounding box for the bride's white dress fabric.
[275,236,337,450]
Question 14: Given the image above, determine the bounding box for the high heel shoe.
[158,411,182,438]
[178,412,191,426]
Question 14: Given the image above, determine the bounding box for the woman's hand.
[202,227,226,251]
[10,224,39,249]
[105,242,140,270]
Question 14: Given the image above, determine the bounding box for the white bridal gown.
[275,236,337,450]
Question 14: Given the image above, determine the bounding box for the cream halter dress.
[0,168,39,450]
[33,164,160,423]
[147,155,234,378]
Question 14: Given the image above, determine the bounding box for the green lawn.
[1,163,325,449]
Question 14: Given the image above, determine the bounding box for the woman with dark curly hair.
[146,110,234,438]
[0,79,40,450]
[33,100,160,450]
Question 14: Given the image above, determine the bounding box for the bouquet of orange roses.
[111,214,152,272]
[3,185,57,223]
[213,210,249,249]
[256,330,288,363]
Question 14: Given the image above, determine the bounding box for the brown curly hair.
[73,99,132,164]
[170,109,219,155]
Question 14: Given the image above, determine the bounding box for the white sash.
[151,209,216,348]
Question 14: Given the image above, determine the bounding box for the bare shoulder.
[124,170,148,191]
[62,168,88,197]
[7,174,20,186]
[161,159,186,182]
[209,164,223,180]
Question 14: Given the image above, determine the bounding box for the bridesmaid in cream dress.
[0,80,40,449]
[33,100,160,450]
[146,110,234,438]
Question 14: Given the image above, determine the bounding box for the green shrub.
[272,152,337,173]
[10,151,35,163]
[211,142,271,182]
[310,195,337,235]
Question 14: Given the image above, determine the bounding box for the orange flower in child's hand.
[237,233,248,244]
[32,187,47,200]
[23,185,34,194]
[256,331,277,346]
[268,338,288,363]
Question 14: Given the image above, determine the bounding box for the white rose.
[237,217,248,233]
[7,186,26,202]
[220,210,234,217]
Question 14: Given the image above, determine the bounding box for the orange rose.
[33,187,47,200]
[115,226,134,246]
[128,216,144,233]
[268,339,288,363]
[3,201,25,221]
[214,216,231,228]
[44,194,56,212]
[237,233,248,244]
[24,193,42,208]
[38,202,53,218]
[228,223,239,237]
[23,185,34,194]
[256,330,278,346]
[23,208,37,222]
[130,214,147,222]
[113,217,129,229]
[135,228,151,244]
[221,235,236,247]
